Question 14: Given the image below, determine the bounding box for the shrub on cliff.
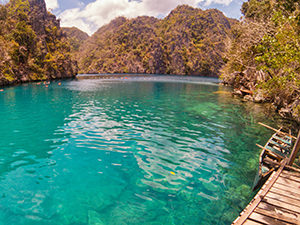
[222,0,300,122]
[0,0,78,86]
[72,5,236,77]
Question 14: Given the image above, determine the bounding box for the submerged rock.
[188,102,222,118]
[88,210,105,225]
[243,95,253,102]
[253,90,265,103]
[233,89,243,96]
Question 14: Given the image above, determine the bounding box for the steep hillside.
[0,0,78,86]
[76,5,236,76]
[62,27,89,51]
[221,0,300,122]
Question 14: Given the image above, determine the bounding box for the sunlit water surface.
[0,76,281,225]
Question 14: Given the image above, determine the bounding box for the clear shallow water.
[0,77,282,225]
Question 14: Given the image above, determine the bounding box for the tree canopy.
[0,0,77,86]
[222,0,300,122]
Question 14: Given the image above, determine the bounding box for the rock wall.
[0,0,78,87]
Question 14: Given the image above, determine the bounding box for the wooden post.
[288,130,300,166]
[258,122,297,139]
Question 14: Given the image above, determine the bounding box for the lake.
[0,76,281,224]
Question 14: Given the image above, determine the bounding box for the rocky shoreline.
[222,70,300,124]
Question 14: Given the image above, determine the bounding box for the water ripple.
[56,98,231,197]
[0,79,280,225]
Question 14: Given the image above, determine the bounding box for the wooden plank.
[285,166,300,173]
[282,170,300,179]
[262,197,300,214]
[233,174,276,224]
[273,135,293,146]
[277,176,300,186]
[269,139,291,150]
[262,160,300,173]
[281,171,300,179]
[256,144,284,160]
[239,172,278,215]
[281,173,300,183]
[280,173,300,184]
[271,186,300,201]
[243,219,265,225]
[257,201,300,222]
[265,191,300,208]
[255,207,300,224]
[264,158,282,168]
[233,161,287,225]
[273,181,300,195]
[276,177,300,189]
[249,212,293,225]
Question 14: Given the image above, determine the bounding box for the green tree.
[222,0,300,122]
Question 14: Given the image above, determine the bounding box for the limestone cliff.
[0,0,78,86]
[72,5,236,76]
[62,27,89,52]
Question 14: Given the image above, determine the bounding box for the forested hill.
[62,27,89,52]
[221,0,300,122]
[0,0,77,86]
[73,5,236,76]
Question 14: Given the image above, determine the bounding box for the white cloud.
[59,0,233,35]
[204,0,232,6]
[45,0,59,10]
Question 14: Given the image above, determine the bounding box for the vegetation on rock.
[71,5,236,76]
[62,27,89,52]
[222,0,300,122]
[1,0,298,123]
[0,0,77,86]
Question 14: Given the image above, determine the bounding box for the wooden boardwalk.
[232,160,300,225]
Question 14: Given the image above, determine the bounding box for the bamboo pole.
[258,122,297,140]
[256,144,284,160]
[263,157,300,171]
[288,130,300,166]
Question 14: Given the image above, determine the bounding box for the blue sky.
[44,0,245,35]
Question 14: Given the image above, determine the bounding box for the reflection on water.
[0,77,284,225]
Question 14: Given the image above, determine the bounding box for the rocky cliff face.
[62,27,89,52]
[73,5,236,76]
[0,0,78,86]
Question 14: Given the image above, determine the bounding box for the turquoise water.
[0,77,281,225]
